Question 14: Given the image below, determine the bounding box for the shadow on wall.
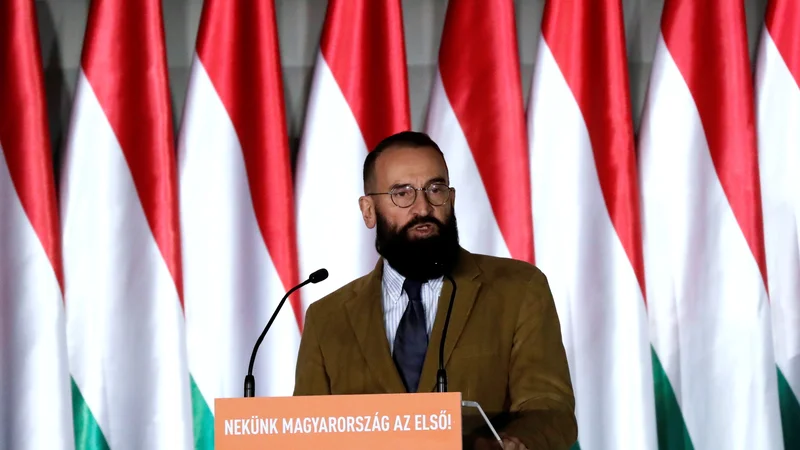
[284,0,327,170]
[164,0,193,141]
[36,2,70,187]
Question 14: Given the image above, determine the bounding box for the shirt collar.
[381,260,444,304]
[382,260,406,304]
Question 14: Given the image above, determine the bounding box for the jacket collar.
[343,247,482,393]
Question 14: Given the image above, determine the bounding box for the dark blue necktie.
[393,279,428,393]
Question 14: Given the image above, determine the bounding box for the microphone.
[243,268,329,397]
[434,262,457,393]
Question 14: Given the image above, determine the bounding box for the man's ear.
[450,188,456,209]
[359,196,377,229]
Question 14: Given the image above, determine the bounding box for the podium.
[214,392,502,449]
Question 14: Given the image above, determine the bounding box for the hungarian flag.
[425,0,532,262]
[60,1,193,448]
[637,0,784,448]
[295,0,411,307]
[178,0,301,447]
[0,0,74,448]
[527,0,657,448]
[755,0,800,447]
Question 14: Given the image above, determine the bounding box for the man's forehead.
[375,145,447,174]
[376,146,447,184]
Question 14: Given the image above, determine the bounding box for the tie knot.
[402,279,423,303]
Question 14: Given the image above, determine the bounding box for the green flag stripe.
[651,348,694,450]
[71,377,110,450]
[191,376,214,450]
[777,367,800,450]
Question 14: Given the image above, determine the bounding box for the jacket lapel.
[343,260,407,393]
[418,249,481,392]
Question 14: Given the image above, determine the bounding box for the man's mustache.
[401,216,445,233]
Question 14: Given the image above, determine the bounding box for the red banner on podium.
[214,392,462,449]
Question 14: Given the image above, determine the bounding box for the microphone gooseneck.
[436,264,457,393]
[244,268,328,397]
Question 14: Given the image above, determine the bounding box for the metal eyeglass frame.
[366,183,454,208]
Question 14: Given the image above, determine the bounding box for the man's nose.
[408,190,433,216]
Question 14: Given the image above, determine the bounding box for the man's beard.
[374,210,460,281]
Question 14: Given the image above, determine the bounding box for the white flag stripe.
[425,73,511,259]
[0,145,74,450]
[529,39,657,450]
[295,53,378,309]
[179,57,300,402]
[756,26,800,403]
[61,72,193,449]
[639,34,783,449]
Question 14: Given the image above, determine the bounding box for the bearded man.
[293,131,577,450]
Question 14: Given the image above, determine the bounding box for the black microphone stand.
[244,269,328,397]
[437,272,457,393]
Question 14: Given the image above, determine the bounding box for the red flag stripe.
[662,0,769,288]
[81,0,184,305]
[542,0,646,299]
[0,0,64,292]
[438,0,533,263]
[766,0,800,89]
[319,0,411,151]
[196,0,302,328]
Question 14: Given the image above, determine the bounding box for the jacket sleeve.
[499,269,578,449]
[293,302,331,396]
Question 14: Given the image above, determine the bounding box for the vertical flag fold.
[295,0,411,308]
[0,0,74,448]
[178,0,301,447]
[638,1,784,448]
[528,0,658,448]
[425,0,532,262]
[60,0,193,448]
[755,1,800,447]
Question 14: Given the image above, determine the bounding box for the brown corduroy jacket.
[293,248,578,449]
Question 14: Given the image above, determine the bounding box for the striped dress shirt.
[381,260,443,354]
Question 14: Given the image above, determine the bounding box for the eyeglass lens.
[390,184,450,207]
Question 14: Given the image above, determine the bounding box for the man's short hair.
[363,131,445,192]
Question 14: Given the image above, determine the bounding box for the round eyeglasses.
[367,183,453,208]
